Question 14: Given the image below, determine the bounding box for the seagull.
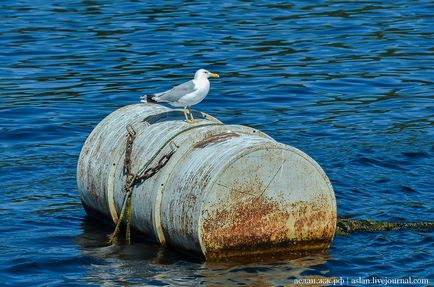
[140,69,219,123]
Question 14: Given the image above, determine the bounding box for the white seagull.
[140,69,220,123]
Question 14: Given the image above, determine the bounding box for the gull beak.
[209,73,220,78]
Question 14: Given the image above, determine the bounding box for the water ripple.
[1,0,433,286]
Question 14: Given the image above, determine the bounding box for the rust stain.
[201,191,336,260]
[193,131,239,148]
[290,194,336,243]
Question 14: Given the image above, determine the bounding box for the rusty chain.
[109,124,176,245]
[123,125,136,176]
[122,125,175,190]
[108,122,223,245]
[136,151,175,183]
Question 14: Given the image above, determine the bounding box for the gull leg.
[183,107,191,123]
[182,107,193,124]
[188,107,197,123]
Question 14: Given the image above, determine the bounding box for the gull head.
[194,69,219,80]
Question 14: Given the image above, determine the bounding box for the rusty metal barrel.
[77,104,337,260]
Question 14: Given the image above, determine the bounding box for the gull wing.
[155,80,196,102]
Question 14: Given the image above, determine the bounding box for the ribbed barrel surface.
[77,104,337,259]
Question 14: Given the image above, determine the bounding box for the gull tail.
[140,94,158,103]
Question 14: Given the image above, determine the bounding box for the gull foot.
[185,119,200,124]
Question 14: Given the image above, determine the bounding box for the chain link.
[123,125,137,176]
[122,124,175,190]
[109,124,176,244]
[136,150,175,183]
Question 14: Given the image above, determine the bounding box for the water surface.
[1,0,433,286]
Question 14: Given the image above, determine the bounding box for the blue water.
[1,0,433,286]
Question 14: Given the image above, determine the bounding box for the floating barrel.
[77,104,337,260]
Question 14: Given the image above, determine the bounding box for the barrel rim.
[197,143,337,258]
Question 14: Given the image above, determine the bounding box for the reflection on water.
[1,0,433,285]
[76,217,331,286]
